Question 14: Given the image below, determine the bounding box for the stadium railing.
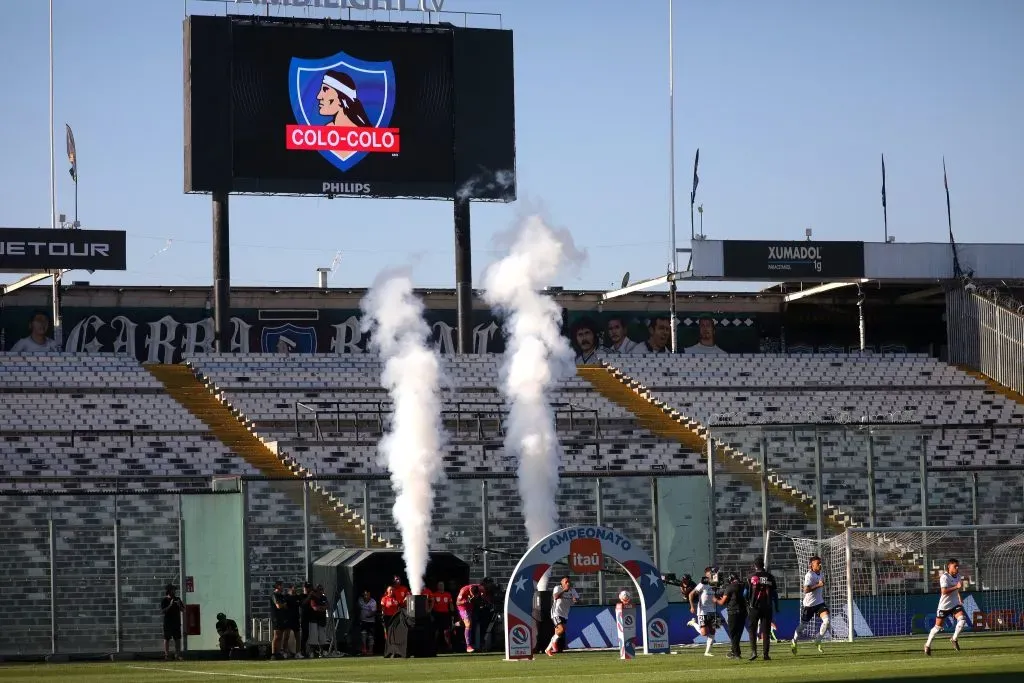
[948,286,1024,396]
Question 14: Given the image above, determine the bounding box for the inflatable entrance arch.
[503,525,670,659]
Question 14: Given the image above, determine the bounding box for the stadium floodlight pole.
[48,0,56,232]
[49,0,63,349]
[667,0,678,354]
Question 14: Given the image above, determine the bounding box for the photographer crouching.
[216,612,244,658]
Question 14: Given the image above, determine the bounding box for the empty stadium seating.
[183,352,673,596]
[0,354,298,654]
[602,353,1024,574]
[4,348,1024,655]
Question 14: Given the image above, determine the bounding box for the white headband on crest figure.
[322,74,357,101]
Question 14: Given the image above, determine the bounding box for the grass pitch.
[2,636,1023,682]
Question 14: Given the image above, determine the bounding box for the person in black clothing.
[216,612,244,656]
[300,583,316,657]
[677,573,697,606]
[160,583,185,661]
[715,573,747,659]
[746,557,780,661]
[286,584,303,658]
[474,577,498,652]
[271,580,288,659]
[311,585,328,656]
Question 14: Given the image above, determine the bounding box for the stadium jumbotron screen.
[184,15,517,200]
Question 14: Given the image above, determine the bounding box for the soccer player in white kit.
[688,567,720,657]
[791,555,830,654]
[925,558,967,655]
[546,576,579,656]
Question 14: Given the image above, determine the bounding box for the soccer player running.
[688,567,720,657]
[679,574,703,637]
[925,558,968,655]
[545,576,579,657]
[715,573,747,659]
[456,583,482,653]
[791,555,830,655]
[746,557,780,661]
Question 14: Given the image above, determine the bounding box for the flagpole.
[881,154,888,243]
[943,157,963,279]
[667,0,678,354]
[49,0,63,348]
[49,0,56,231]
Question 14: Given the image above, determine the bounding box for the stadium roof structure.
[603,239,1024,305]
[0,282,981,316]
[688,239,1024,282]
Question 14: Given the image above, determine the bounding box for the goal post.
[766,524,1024,642]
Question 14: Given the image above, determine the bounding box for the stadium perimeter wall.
[4,462,1024,656]
[0,474,657,657]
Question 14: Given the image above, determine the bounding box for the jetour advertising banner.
[0,228,127,271]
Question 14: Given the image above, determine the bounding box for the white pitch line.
[126,664,368,683]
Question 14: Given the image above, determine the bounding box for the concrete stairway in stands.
[960,368,1024,409]
[577,363,924,568]
[147,363,386,548]
[577,366,842,523]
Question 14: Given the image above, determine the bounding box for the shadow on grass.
[830,675,1024,683]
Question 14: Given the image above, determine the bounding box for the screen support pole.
[454,197,473,354]
[213,191,231,353]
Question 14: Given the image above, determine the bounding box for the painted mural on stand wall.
[0,307,767,364]
[1,302,945,362]
[564,311,762,363]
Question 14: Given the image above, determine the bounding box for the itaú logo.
[286,125,400,153]
[569,538,603,574]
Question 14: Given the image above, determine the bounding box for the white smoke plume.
[456,168,515,201]
[361,269,445,595]
[482,214,586,564]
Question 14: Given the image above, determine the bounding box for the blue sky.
[1,0,1022,291]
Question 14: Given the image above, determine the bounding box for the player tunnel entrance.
[503,525,672,659]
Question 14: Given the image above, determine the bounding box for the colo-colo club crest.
[287,50,399,172]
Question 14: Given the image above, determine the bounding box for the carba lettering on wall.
[0,307,502,363]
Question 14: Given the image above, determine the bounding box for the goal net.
[765,524,1024,641]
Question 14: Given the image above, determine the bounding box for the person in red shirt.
[431,581,454,650]
[391,576,410,605]
[380,585,401,639]
[456,583,482,653]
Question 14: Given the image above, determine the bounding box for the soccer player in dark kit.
[746,557,779,661]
